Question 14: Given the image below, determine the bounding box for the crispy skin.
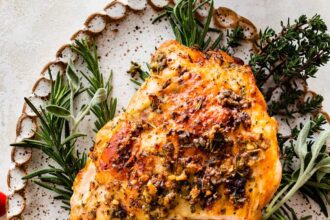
[70,40,281,220]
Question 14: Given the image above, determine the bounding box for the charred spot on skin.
[239,112,252,128]
[226,111,251,130]
[178,67,188,76]
[174,112,189,123]
[87,210,97,219]
[233,56,244,65]
[209,130,226,151]
[171,112,180,120]
[187,54,193,63]
[162,142,175,158]
[100,123,142,171]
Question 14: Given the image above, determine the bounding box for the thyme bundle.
[250,15,330,118]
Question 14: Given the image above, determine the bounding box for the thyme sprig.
[250,15,330,117]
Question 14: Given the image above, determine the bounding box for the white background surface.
[0,0,330,219]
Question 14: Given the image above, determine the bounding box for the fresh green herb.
[223,26,244,53]
[127,61,151,86]
[268,203,312,220]
[279,114,327,148]
[153,0,223,51]
[249,15,330,117]
[249,14,330,218]
[130,0,224,84]
[71,40,117,131]
[265,121,330,219]
[46,61,107,132]
[128,0,224,84]
[10,39,118,209]
[275,115,330,219]
[11,71,88,209]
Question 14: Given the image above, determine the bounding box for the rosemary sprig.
[10,71,88,209]
[153,0,223,51]
[129,0,224,83]
[10,39,117,209]
[71,39,117,131]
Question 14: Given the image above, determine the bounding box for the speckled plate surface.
[5,0,330,219]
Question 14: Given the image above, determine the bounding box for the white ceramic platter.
[4,0,330,219]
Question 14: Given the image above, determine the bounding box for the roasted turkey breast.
[70,40,282,220]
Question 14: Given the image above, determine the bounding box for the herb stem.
[265,168,317,219]
[70,88,75,131]
[265,183,292,214]
[265,125,330,219]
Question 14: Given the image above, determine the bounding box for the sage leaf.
[316,171,327,183]
[295,121,310,161]
[316,157,330,168]
[46,105,71,118]
[311,130,330,158]
[66,60,80,93]
[91,88,107,106]
[319,166,330,173]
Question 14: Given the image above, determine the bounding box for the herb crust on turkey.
[70,40,281,220]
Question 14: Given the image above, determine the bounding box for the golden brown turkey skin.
[70,40,281,220]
